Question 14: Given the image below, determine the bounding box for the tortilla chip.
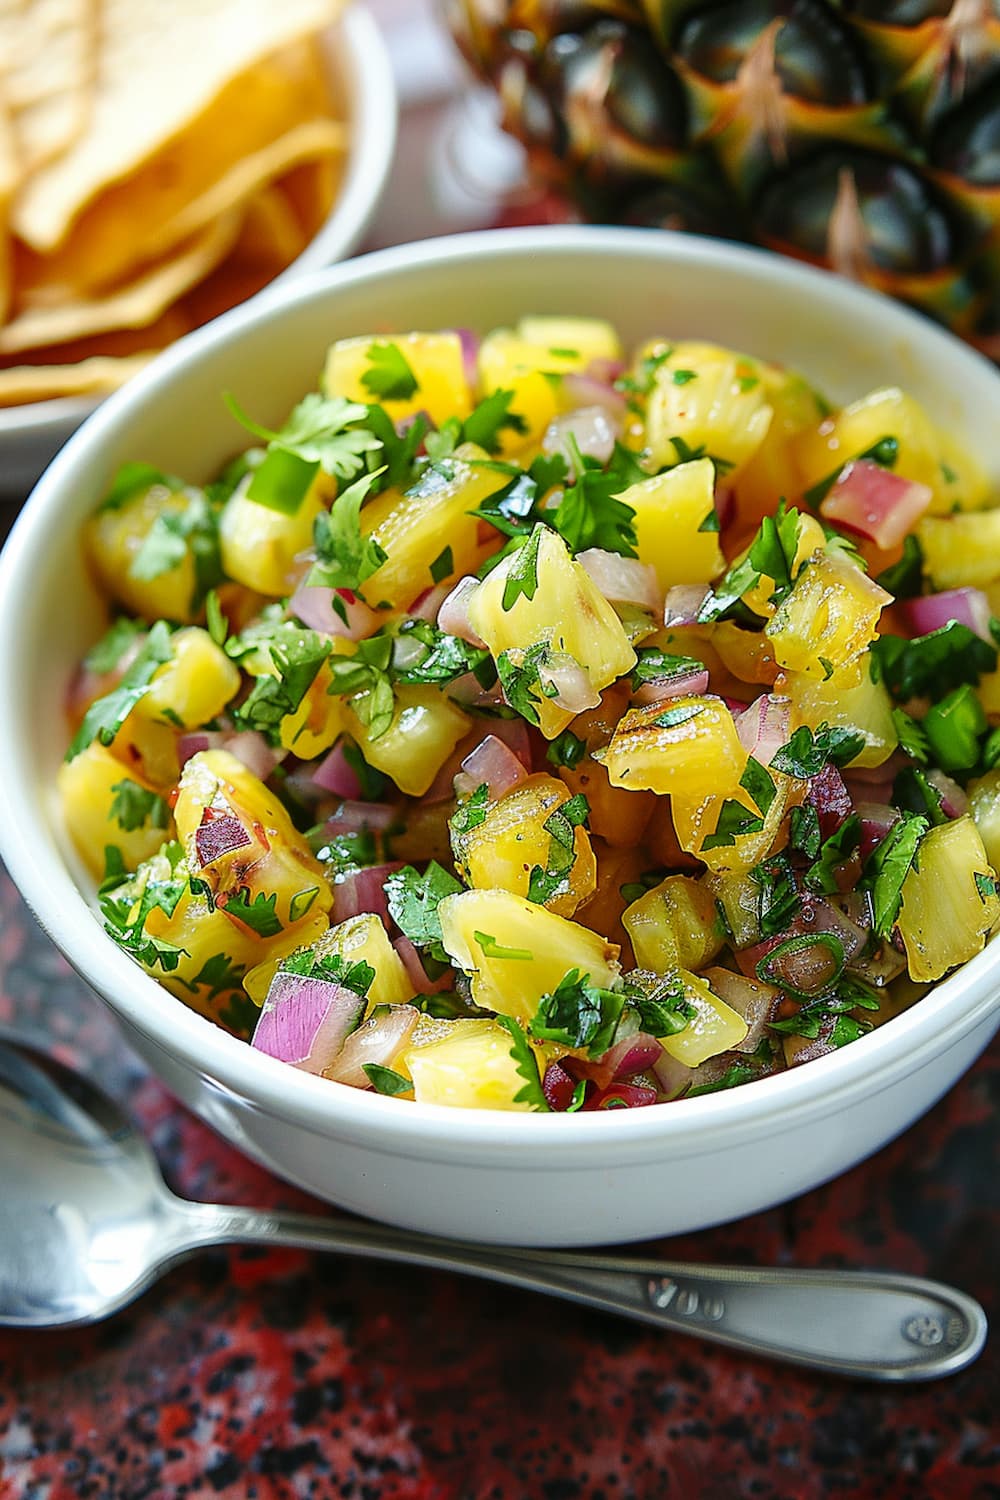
[0,0,97,172]
[278,150,343,239]
[14,41,344,297]
[0,210,243,353]
[237,183,312,270]
[0,352,154,405]
[0,97,14,325]
[13,0,346,252]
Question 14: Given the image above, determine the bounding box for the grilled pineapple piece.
[766,551,890,679]
[324,331,472,427]
[343,685,469,798]
[622,875,724,975]
[640,340,773,477]
[438,887,620,1023]
[86,478,210,624]
[896,817,999,983]
[659,969,749,1067]
[916,510,1000,591]
[601,695,747,797]
[787,653,897,768]
[135,627,241,730]
[400,1017,543,1110]
[243,912,411,1010]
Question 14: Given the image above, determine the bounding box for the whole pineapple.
[443,0,1000,355]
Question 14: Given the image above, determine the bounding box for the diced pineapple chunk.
[790,387,989,516]
[438,888,620,1023]
[967,771,1000,872]
[243,912,411,1010]
[622,875,723,974]
[453,773,597,917]
[787,652,897,768]
[467,525,636,739]
[659,968,748,1067]
[343,685,469,798]
[671,772,799,875]
[477,319,619,455]
[219,472,327,598]
[916,510,1000,591]
[360,442,508,609]
[557,758,655,849]
[515,316,622,365]
[766,551,890,678]
[85,479,206,624]
[896,816,999,982]
[175,749,332,938]
[619,458,724,590]
[135,627,241,729]
[275,654,347,760]
[57,743,172,880]
[641,340,773,476]
[602,695,747,797]
[324,331,472,426]
[401,1017,542,1111]
[734,365,831,529]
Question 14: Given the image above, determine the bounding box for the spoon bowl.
[0,1040,987,1381]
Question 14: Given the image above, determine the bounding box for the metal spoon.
[0,1041,986,1381]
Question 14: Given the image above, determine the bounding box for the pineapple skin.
[444,0,1000,353]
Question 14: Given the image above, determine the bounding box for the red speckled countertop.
[1,6,999,1494]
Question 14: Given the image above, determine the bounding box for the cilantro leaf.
[98,462,184,513]
[450,783,491,838]
[84,618,144,675]
[495,642,560,727]
[361,341,419,401]
[804,813,862,895]
[363,1063,411,1096]
[546,729,586,770]
[550,462,638,558]
[770,722,865,779]
[223,888,284,938]
[701,797,765,852]
[698,501,802,623]
[280,948,375,996]
[861,813,928,937]
[751,854,802,937]
[109,779,169,833]
[385,862,464,966]
[67,621,174,760]
[326,633,396,741]
[391,619,490,687]
[128,488,224,610]
[872,622,996,701]
[631,648,704,691]
[307,467,388,594]
[226,391,380,500]
[462,389,529,453]
[526,795,590,906]
[474,930,534,961]
[502,524,545,611]
[740,756,776,816]
[232,625,331,740]
[876,534,923,600]
[430,545,454,584]
[529,967,625,1057]
[495,1013,550,1110]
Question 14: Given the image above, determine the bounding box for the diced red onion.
[251,973,365,1075]
[324,1003,420,1088]
[454,734,529,800]
[224,731,286,781]
[393,936,452,996]
[586,1081,658,1110]
[576,548,661,613]
[714,482,735,530]
[178,731,219,766]
[584,356,625,385]
[735,695,791,766]
[289,581,381,641]
[562,373,627,420]
[634,669,710,707]
[194,813,251,867]
[446,672,506,709]
[705,969,780,1055]
[542,405,620,470]
[480,715,533,769]
[855,802,900,861]
[565,1032,662,1092]
[819,459,933,549]
[537,657,600,713]
[437,576,485,646]
[331,862,403,924]
[903,587,993,643]
[926,768,967,818]
[455,327,479,387]
[542,1060,581,1112]
[722,697,750,714]
[408,582,453,622]
[664,584,710,627]
[322,800,398,837]
[312,741,364,799]
[806,762,853,837]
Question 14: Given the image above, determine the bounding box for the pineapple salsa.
[60,317,1000,1112]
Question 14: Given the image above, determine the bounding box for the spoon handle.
[174,1201,986,1381]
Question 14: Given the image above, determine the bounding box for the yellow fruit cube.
[136,627,241,730]
[86,479,206,624]
[344,685,469,798]
[766,552,891,678]
[57,742,172,880]
[671,772,798,875]
[467,525,636,740]
[660,969,749,1067]
[243,912,411,1010]
[620,458,724,590]
[788,653,897,768]
[324,331,472,427]
[641,341,773,476]
[360,442,509,610]
[477,319,619,455]
[896,816,999,982]
[602,695,747,797]
[515,316,622,365]
[916,510,1000,591]
[402,1017,544,1111]
[438,887,620,1023]
[622,875,723,974]
[454,773,597,918]
[219,472,326,598]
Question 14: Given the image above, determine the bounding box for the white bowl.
[2,226,999,1248]
[0,4,396,498]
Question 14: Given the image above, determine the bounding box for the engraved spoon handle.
[173,1202,987,1382]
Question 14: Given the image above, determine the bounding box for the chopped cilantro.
[281,948,375,996]
[84,617,144,675]
[307,467,388,594]
[804,814,862,895]
[526,795,589,906]
[652,703,704,729]
[892,767,947,826]
[363,1064,411,1096]
[701,797,765,852]
[546,729,587,770]
[462,389,529,453]
[623,971,693,1038]
[616,348,671,400]
[501,524,545,611]
[528,968,624,1057]
[875,534,923,599]
[450,783,490,837]
[361,403,429,491]
[430,545,454,584]
[751,854,801,938]
[861,813,928,937]
[66,621,174,760]
[326,633,396,741]
[788,802,822,860]
[495,642,559,727]
[361,341,419,401]
[391,619,490,687]
[109,779,168,833]
[495,1013,549,1110]
[740,756,776,816]
[892,707,929,764]
[922,683,987,772]
[672,368,697,385]
[550,458,639,558]
[631,648,704,691]
[232,625,331,739]
[205,589,228,647]
[871,622,996,701]
[770,722,865,779]
[474,931,533,961]
[223,888,283,937]
[226,390,379,497]
[385,862,464,966]
[98,461,183,513]
[687,1062,755,1096]
[697,501,802,623]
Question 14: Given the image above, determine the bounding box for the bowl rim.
[2,222,999,1159]
[0,3,397,445]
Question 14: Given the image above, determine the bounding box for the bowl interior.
[4,225,1000,1143]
